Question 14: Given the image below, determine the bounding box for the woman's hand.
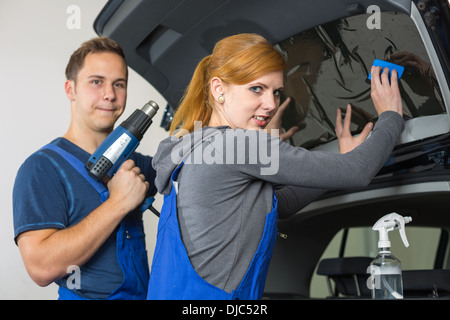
[370,66,403,117]
[266,97,300,141]
[335,104,373,154]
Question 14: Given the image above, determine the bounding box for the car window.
[310,226,446,298]
[277,11,445,149]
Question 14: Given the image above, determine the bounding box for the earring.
[218,93,225,103]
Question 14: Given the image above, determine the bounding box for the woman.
[147,33,404,299]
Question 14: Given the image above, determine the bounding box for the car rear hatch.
[94,0,450,215]
[94,0,449,144]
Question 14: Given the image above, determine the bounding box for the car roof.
[94,0,412,110]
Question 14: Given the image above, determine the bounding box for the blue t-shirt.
[13,137,157,299]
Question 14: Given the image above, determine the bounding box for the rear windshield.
[277,11,445,149]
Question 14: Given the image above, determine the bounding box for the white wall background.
[0,0,168,299]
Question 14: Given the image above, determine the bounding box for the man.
[13,37,157,299]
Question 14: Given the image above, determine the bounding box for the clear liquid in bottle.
[370,251,403,299]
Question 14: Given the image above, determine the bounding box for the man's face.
[67,52,128,134]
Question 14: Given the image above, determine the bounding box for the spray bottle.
[368,213,412,299]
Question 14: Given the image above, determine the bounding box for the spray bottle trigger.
[398,216,412,248]
[372,212,412,249]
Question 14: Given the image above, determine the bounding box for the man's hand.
[107,159,149,215]
[335,104,373,154]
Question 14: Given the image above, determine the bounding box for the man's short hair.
[65,37,127,81]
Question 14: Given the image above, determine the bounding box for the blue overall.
[41,144,150,300]
[147,162,278,300]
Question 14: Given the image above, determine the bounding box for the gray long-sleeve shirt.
[152,111,404,293]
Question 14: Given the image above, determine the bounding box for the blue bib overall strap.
[147,162,279,300]
[40,143,149,300]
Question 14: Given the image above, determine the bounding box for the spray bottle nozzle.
[372,213,412,249]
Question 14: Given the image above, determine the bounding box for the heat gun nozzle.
[121,100,160,141]
[142,100,159,118]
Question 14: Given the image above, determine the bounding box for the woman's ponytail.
[169,55,213,136]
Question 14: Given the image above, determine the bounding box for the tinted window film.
[277,12,445,149]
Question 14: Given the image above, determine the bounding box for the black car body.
[94,0,450,299]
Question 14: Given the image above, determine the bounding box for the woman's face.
[211,70,284,130]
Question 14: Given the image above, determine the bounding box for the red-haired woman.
[147,33,404,300]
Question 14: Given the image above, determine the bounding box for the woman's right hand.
[370,66,403,117]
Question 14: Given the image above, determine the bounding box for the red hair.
[170,33,286,135]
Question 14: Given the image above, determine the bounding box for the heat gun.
[85,100,159,182]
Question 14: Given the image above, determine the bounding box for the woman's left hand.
[335,104,373,154]
[266,97,300,141]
